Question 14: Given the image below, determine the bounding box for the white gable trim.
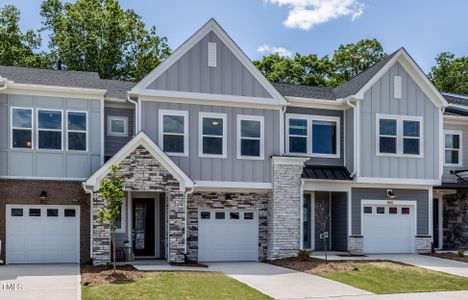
[84,131,194,191]
[131,19,287,106]
[353,48,448,108]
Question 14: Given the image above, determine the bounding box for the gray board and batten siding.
[359,62,440,180]
[0,93,102,179]
[141,101,280,183]
[104,107,134,158]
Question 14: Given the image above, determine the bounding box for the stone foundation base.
[416,236,432,253]
[349,235,363,255]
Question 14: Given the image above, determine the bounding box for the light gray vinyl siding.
[147,30,272,99]
[351,188,429,235]
[442,123,468,183]
[286,107,344,166]
[105,107,134,157]
[141,101,280,182]
[359,62,440,180]
[344,107,354,173]
[0,93,102,179]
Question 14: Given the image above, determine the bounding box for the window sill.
[376,152,424,159]
[166,152,188,157]
[237,155,265,160]
[199,154,227,159]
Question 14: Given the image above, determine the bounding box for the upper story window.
[159,110,188,156]
[199,112,226,158]
[445,130,462,166]
[67,111,87,151]
[377,114,423,157]
[237,115,264,159]
[286,114,340,158]
[11,107,33,149]
[37,109,62,150]
[107,116,128,137]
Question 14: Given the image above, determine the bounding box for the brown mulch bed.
[270,257,359,275]
[81,265,145,285]
[425,252,468,263]
[170,262,209,268]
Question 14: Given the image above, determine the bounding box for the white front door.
[362,203,415,253]
[198,210,258,261]
[6,205,80,264]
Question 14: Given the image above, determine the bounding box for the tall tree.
[429,52,468,94]
[331,38,386,85]
[0,5,51,68]
[40,0,171,81]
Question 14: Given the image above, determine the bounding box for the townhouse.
[0,19,465,265]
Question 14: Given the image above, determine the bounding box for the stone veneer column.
[416,236,432,253]
[268,156,307,260]
[168,191,185,263]
[92,193,111,265]
[349,235,364,255]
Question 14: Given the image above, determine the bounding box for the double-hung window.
[237,115,264,159]
[199,112,226,158]
[445,130,462,166]
[159,110,188,156]
[376,114,423,157]
[37,109,62,150]
[11,107,33,149]
[286,114,340,158]
[67,111,87,151]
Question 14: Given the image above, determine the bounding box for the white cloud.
[265,0,364,30]
[257,44,293,57]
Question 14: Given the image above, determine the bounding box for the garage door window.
[376,207,385,214]
[64,209,76,217]
[389,207,398,214]
[244,212,254,220]
[401,207,410,215]
[230,212,240,220]
[215,212,225,219]
[47,209,59,217]
[200,212,210,219]
[11,208,23,216]
[29,208,41,217]
[363,206,372,214]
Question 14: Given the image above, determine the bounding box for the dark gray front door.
[133,198,155,256]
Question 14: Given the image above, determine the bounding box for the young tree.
[429,52,468,94]
[97,164,124,272]
[40,0,171,81]
[315,199,330,263]
[0,5,51,68]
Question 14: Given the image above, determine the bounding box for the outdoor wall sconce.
[386,189,396,199]
[39,190,48,204]
[223,193,235,206]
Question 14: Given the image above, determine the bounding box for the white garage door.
[198,210,258,261]
[6,205,80,264]
[363,203,415,253]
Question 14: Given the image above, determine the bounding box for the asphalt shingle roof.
[272,83,336,100]
[443,93,468,106]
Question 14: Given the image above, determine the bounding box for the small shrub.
[458,249,465,257]
[297,249,311,261]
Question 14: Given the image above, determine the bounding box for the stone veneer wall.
[92,145,185,265]
[415,236,432,253]
[268,157,305,260]
[349,235,363,255]
[186,192,270,262]
[443,192,468,249]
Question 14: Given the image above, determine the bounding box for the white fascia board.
[131,19,287,106]
[2,82,107,99]
[355,176,441,186]
[84,131,194,191]
[444,115,468,124]
[353,49,448,109]
[194,181,272,191]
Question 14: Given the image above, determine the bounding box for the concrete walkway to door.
[0,264,80,300]
[208,262,371,299]
[368,254,468,277]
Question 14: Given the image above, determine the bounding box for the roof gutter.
[0,77,9,91]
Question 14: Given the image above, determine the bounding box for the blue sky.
[4,0,467,72]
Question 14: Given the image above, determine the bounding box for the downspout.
[184,187,195,260]
[127,95,138,134]
[345,98,357,178]
[0,78,9,91]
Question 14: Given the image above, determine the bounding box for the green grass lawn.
[321,261,468,294]
[82,271,271,300]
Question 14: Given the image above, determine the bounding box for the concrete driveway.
[208,262,371,299]
[368,254,468,277]
[0,264,80,300]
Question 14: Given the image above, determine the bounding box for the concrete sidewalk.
[0,264,80,300]
[313,290,468,300]
[208,262,371,299]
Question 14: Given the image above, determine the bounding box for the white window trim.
[115,198,126,233]
[158,109,189,157]
[199,112,227,158]
[376,114,424,158]
[66,110,88,152]
[237,115,264,160]
[285,113,341,159]
[10,107,33,150]
[107,116,128,137]
[444,129,463,167]
[36,108,63,151]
